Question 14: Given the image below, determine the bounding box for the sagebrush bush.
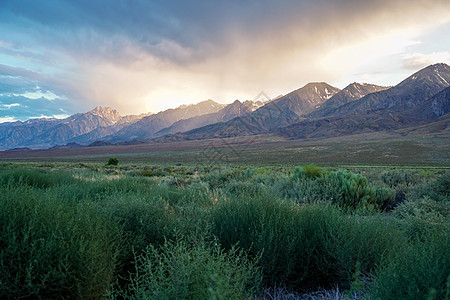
[122,235,261,299]
[0,167,73,189]
[0,184,120,299]
[277,173,341,204]
[292,166,306,181]
[371,229,450,300]
[102,193,175,283]
[394,196,449,239]
[211,194,402,290]
[224,180,265,198]
[408,174,450,203]
[281,170,395,210]
[326,171,383,209]
[301,164,323,179]
[380,169,405,188]
[204,168,238,189]
[242,168,256,179]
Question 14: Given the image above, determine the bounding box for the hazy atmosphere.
[1,0,450,121]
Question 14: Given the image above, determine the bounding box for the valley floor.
[0,131,449,166]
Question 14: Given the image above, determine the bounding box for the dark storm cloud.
[4,0,443,64]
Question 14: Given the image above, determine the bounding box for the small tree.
[106,158,118,166]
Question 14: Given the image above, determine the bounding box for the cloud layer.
[1,0,450,119]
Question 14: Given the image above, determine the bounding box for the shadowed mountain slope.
[329,63,450,116]
[155,99,264,137]
[0,107,146,150]
[309,83,390,117]
[103,100,226,142]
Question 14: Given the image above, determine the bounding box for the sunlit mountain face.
[0,0,449,124]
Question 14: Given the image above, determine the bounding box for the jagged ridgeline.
[0,63,449,150]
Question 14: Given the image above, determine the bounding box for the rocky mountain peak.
[399,62,450,87]
[342,82,390,99]
[297,82,340,102]
[88,106,122,123]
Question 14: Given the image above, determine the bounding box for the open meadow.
[0,159,448,299]
[1,131,449,166]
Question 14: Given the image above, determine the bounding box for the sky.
[1,0,450,122]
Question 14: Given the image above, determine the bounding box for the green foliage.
[277,174,341,205]
[242,168,256,179]
[394,196,448,239]
[211,194,402,290]
[380,169,405,188]
[409,174,450,203]
[283,169,395,210]
[371,230,450,300]
[394,174,450,238]
[123,235,261,299]
[292,166,306,181]
[375,186,396,210]
[102,193,175,288]
[0,167,73,188]
[0,164,447,299]
[301,164,323,179]
[0,184,120,299]
[204,168,237,189]
[224,180,265,198]
[345,261,365,299]
[107,157,119,166]
[140,170,153,177]
[326,171,380,209]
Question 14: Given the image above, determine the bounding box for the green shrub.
[242,168,256,179]
[380,169,405,188]
[375,186,396,210]
[123,235,261,299]
[100,193,175,291]
[106,157,119,166]
[224,180,265,198]
[394,196,449,239]
[204,168,238,189]
[418,170,436,180]
[211,195,401,290]
[0,184,120,299]
[280,176,338,204]
[301,164,323,179]
[281,170,394,210]
[371,230,450,300]
[292,166,306,181]
[0,168,73,189]
[140,170,153,177]
[409,174,450,203]
[326,171,378,209]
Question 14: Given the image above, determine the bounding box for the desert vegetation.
[0,162,448,299]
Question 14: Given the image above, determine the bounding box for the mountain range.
[0,63,449,150]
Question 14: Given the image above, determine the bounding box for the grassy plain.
[0,132,449,299]
[0,132,449,166]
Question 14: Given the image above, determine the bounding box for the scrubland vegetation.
[0,162,448,299]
